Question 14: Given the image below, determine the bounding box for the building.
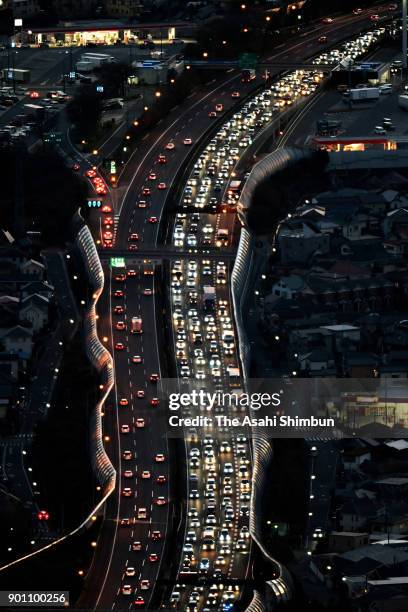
[12,0,41,18]
[104,0,142,18]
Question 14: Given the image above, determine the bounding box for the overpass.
[99,245,237,264]
[185,59,335,71]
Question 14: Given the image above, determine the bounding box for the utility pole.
[403,0,407,70]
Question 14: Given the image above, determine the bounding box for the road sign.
[110,257,126,268]
[238,52,257,70]
[87,199,102,208]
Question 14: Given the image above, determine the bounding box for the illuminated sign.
[110,257,126,268]
[87,199,102,208]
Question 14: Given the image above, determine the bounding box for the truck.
[131,316,143,334]
[316,119,341,136]
[343,87,380,102]
[143,260,154,276]
[241,68,256,83]
[215,228,229,247]
[398,94,408,110]
[203,286,216,311]
[76,60,96,73]
[81,53,114,66]
[24,103,45,121]
[227,366,240,387]
[1,68,30,83]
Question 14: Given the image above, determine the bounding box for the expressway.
[82,5,397,611]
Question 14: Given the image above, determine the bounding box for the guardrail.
[0,215,116,575]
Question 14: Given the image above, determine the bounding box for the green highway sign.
[238,52,257,69]
[110,257,126,268]
[43,131,62,144]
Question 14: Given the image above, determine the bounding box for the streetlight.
[203,51,208,58]
[155,90,161,98]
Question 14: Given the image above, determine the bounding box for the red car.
[114,305,124,314]
[134,597,145,607]
[136,390,145,398]
[116,321,125,330]
[132,355,142,363]
[119,398,128,406]
[129,233,139,241]
[231,91,240,98]
[158,154,167,164]
[165,142,175,150]
[142,187,151,196]
[155,453,165,463]
[103,231,113,240]
[148,553,159,563]
[215,103,224,112]
[115,342,125,351]
[143,288,152,296]
[115,273,126,282]
[148,216,158,224]
[183,138,192,145]
[123,470,133,478]
[114,290,124,298]
[208,111,217,118]
[154,497,167,506]
[150,398,159,406]
[148,172,157,180]
[149,373,160,383]
[157,182,167,190]
[127,269,137,277]
[103,217,113,226]
[141,470,151,479]
[123,450,133,460]
[156,475,167,484]
[138,200,148,208]
[132,541,142,551]
[85,168,97,178]
[122,487,132,497]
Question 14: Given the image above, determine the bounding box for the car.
[158,182,167,190]
[120,518,131,526]
[140,580,150,590]
[231,91,240,98]
[165,142,175,150]
[370,14,380,21]
[318,35,327,43]
[119,398,129,406]
[149,553,159,562]
[353,7,363,14]
[142,187,151,195]
[85,168,97,178]
[215,103,224,112]
[122,487,132,497]
[114,290,124,298]
[123,469,133,478]
[114,273,126,282]
[137,200,148,208]
[103,217,113,226]
[199,558,210,571]
[102,205,112,213]
[143,288,152,296]
[149,373,160,383]
[156,475,166,484]
[154,496,167,506]
[136,418,145,428]
[148,216,158,223]
[121,424,130,434]
[116,321,126,330]
[115,342,125,351]
[141,470,151,479]
[137,507,148,519]
[322,17,333,23]
[123,450,133,460]
[151,530,162,540]
[127,269,137,277]
[148,172,157,180]
[136,390,145,398]
[183,138,192,145]
[373,126,386,135]
[126,566,136,576]
[132,355,142,364]
[158,154,167,163]
[155,453,166,462]
[122,585,132,596]
[114,305,124,315]
[134,596,145,607]
[128,243,138,251]
[130,232,139,241]
[132,541,142,551]
[208,111,217,118]
[150,397,159,406]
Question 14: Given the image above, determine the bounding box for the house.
[270,275,307,299]
[328,531,369,553]
[375,478,408,500]
[20,281,54,300]
[298,349,336,375]
[383,208,408,239]
[19,294,49,333]
[277,221,331,265]
[343,446,372,471]
[19,259,45,278]
[0,326,33,359]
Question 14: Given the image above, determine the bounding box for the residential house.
[0,326,33,359]
[19,294,49,333]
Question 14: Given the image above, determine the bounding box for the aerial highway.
[80,5,396,610]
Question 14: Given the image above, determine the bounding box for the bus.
[131,317,143,334]
[143,260,154,275]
